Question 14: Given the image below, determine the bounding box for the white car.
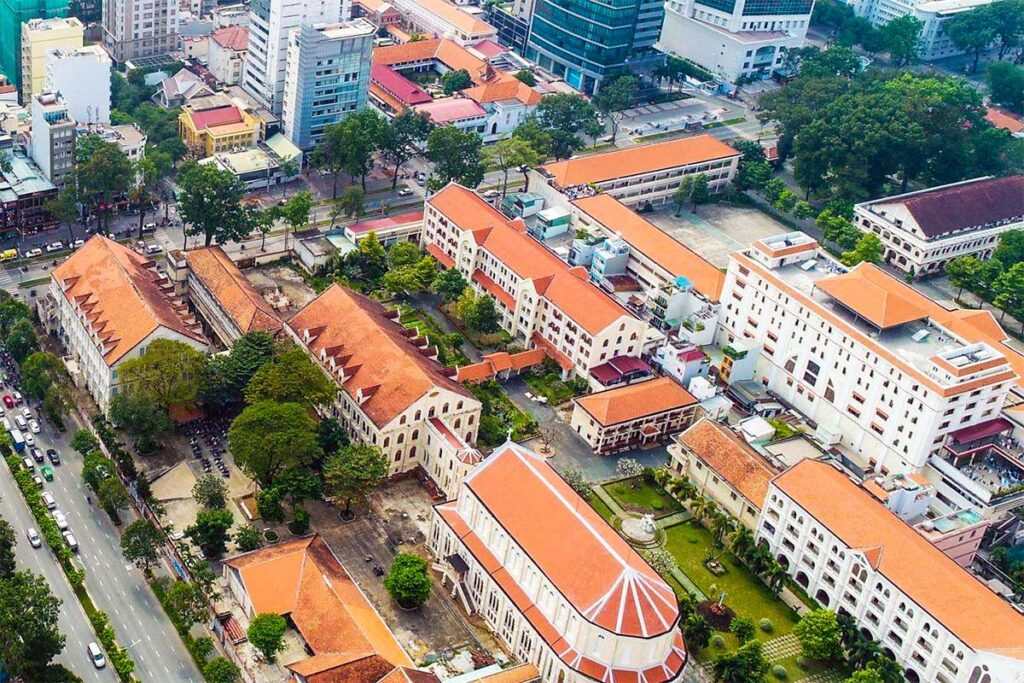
[52,510,68,531]
[21,406,32,419]
[26,528,42,548]
[87,642,106,669]
[13,415,26,430]
[397,188,414,196]
[145,244,162,255]
[21,456,33,470]
[72,239,85,249]
[1,418,11,432]
[28,419,40,434]
[23,248,42,258]
[62,531,78,552]
[41,492,56,509]
[482,189,500,199]
[44,241,63,253]
[24,433,35,447]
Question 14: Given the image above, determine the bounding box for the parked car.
[40,465,53,481]
[72,239,85,249]
[32,475,43,488]
[28,419,40,434]
[23,248,42,258]
[482,190,500,199]
[1,418,10,432]
[14,415,26,430]
[21,407,31,419]
[87,642,106,669]
[397,188,414,196]
[45,242,64,253]
[41,492,56,509]
[62,531,78,552]
[26,528,41,548]
[2,395,13,408]
[46,448,60,465]
[143,223,157,233]
[14,392,23,404]
[52,510,68,531]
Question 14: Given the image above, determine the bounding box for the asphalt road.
[0,443,118,682]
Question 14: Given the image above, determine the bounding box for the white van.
[52,510,68,531]
[87,642,106,669]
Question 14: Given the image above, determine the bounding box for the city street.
[14,408,201,682]
[0,448,117,682]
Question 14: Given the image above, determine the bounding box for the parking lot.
[620,95,746,139]
[645,203,793,268]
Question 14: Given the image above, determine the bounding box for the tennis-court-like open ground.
[645,204,793,268]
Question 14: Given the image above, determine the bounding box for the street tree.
[5,318,38,363]
[186,508,234,558]
[427,126,485,189]
[248,204,276,253]
[994,262,1024,329]
[383,553,432,609]
[278,190,313,251]
[204,657,242,683]
[989,0,1024,59]
[880,15,923,66]
[994,230,1024,269]
[794,609,843,661]
[165,580,206,626]
[244,343,335,408]
[323,443,389,517]
[21,351,60,401]
[0,571,66,679]
[337,186,365,218]
[441,68,473,94]
[98,477,130,516]
[109,392,173,453]
[177,160,250,247]
[74,140,134,233]
[840,232,884,266]
[485,137,541,196]
[120,519,163,569]
[70,429,99,455]
[0,294,31,336]
[816,209,862,250]
[311,123,348,198]
[192,474,229,509]
[536,93,600,159]
[0,519,14,578]
[673,173,711,214]
[44,184,79,246]
[946,255,985,298]
[229,401,323,487]
[381,109,434,189]
[945,8,996,72]
[342,109,387,190]
[118,338,207,408]
[512,117,554,161]
[433,267,468,303]
[131,154,164,239]
[247,613,287,662]
[593,74,637,143]
[987,62,1024,114]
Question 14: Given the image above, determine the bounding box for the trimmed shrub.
[771,664,788,680]
[759,618,774,633]
[710,635,726,649]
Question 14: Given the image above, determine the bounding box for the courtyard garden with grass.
[465,380,539,447]
[603,476,684,518]
[396,303,469,367]
[520,358,589,405]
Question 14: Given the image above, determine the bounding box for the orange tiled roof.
[184,246,282,336]
[573,194,725,302]
[373,39,499,86]
[429,184,632,335]
[225,535,412,670]
[406,0,495,35]
[52,236,207,365]
[774,460,1024,655]
[539,135,739,188]
[985,106,1024,134]
[463,78,542,106]
[677,418,777,506]
[575,377,697,426]
[288,284,473,427]
[814,265,929,329]
[454,348,546,382]
[457,442,681,637]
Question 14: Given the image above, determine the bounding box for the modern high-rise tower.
[0,0,68,90]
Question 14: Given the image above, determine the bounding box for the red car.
[2,395,13,409]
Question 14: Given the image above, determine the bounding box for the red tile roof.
[985,106,1024,134]
[575,377,697,426]
[678,418,777,506]
[187,105,243,130]
[774,460,1024,656]
[413,97,487,124]
[211,25,248,51]
[288,284,473,427]
[373,39,500,86]
[371,65,433,106]
[347,210,424,235]
[184,246,282,336]
[53,236,207,365]
[814,266,929,329]
[462,79,542,106]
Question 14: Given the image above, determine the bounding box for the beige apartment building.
[20,17,84,104]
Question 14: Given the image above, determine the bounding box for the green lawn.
[588,495,616,523]
[769,653,851,682]
[397,303,469,367]
[466,380,539,447]
[664,521,799,644]
[604,477,683,517]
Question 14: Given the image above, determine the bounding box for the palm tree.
[702,499,721,524]
[837,612,859,648]
[669,477,696,502]
[653,468,672,487]
[764,560,788,594]
[711,511,736,544]
[729,526,756,562]
[748,542,773,575]
[847,633,882,669]
[690,495,710,520]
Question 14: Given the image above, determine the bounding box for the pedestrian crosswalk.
[0,266,18,296]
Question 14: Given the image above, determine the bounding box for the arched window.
[412,430,419,440]
[454,418,461,429]
[400,415,407,425]
[414,410,421,420]
[398,434,405,443]
[456,401,463,410]
[383,437,390,448]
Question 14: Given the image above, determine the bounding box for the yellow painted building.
[21,17,84,104]
[178,102,260,158]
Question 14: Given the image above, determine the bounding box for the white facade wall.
[716,255,1014,473]
[756,483,1023,683]
[430,490,684,683]
[102,0,180,62]
[389,0,497,44]
[208,40,246,85]
[44,47,112,125]
[840,0,994,60]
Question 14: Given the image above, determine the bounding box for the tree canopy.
[535,93,600,159]
[0,571,66,679]
[228,401,323,487]
[427,126,485,189]
[383,553,432,609]
[177,161,250,247]
[118,338,207,408]
[244,344,335,408]
[323,443,389,515]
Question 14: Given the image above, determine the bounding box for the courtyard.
[645,203,793,268]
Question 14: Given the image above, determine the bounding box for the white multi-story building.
[853,176,1024,278]
[207,26,248,85]
[659,0,813,85]
[840,0,994,60]
[42,236,208,412]
[431,440,688,683]
[287,284,484,495]
[102,0,180,62]
[389,0,497,45]
[717,232,1023,475]
[758,459,1024,683]
[281,19,374,150]
[44,45,111,125]
[20,17,84,104]
[423,183,651,378]
[529,135,740,211]
[77,123,147,162]
[241,0,349,115]
[29,91,75,187]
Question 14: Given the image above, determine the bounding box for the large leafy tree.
[994,230,1024,270]
[118,338,208,408]
[593,74,637,143]
[278,190,312,251]
[987,62,1024,114]
[712,640,769,683]
[0,571,66,679]
[323,443,389,516]
[0,519,14,578]
[994,262,1024,330]
[794,609,843,661]
[109,392,173,453]
[21,351,61,401]
[383,553,431,609]
[945,255,985,298]
[512,117,553,161]
[840,232,884,266]
[228,401,323,487]
[6,318,38,363]
[244,344,335,408]
[44,184,79,246]
[120,519,163,569]
[311,122,348,198]
[165,580,206,626]
[427,126,485,189]
[381,109,434,190]
[185,508,234,558]
[340,109,388,191]
[880,15,923,67]
[247,613,287,662]
[433,267,468,303]
[945,8,996,72]
[75,140,134,233]
[204,657,242,683]
[177,160,250,247]
[192,474,229,509]
[202,331,277,407]
[441,68,473,94]
[535,93,600,159]
[485,138,541,196]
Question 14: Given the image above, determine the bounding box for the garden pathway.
[762,633,802,660]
